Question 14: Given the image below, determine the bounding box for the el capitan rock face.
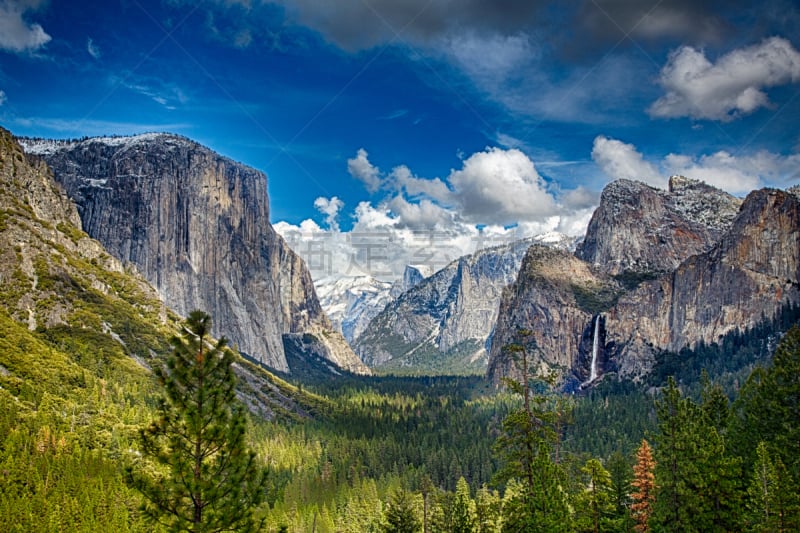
[22,134,367,374]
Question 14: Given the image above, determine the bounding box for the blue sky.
[2,0,800,279]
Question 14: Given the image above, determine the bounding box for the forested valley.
[1,301,799,532]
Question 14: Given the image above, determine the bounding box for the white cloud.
[344,146,570,228]
[347,148,382,193]
[389,164,453,204]
[313,196,344,231]
[442,32,534,86]
[0,90,6,106]
[591,136,664,187]
[0,0,51,53]
[279,146,593,281]
[664,150,800,194]
[111,74,188,109]
[593,135,800,195]
[387,195,456,229]
[447,147,557,225]
[87,37,101,59]
[650,37,800,121]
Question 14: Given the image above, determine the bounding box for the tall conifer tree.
[630,439,655,533]
[128,310,266,532]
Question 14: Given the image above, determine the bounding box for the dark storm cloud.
[574,0,728,45]
[277,0,546,50]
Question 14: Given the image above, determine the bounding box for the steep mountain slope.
[606,187,800,378]
[21,134,367,374]
[354,236,563,374]
[0,126,328,419]
[576,176,741,276]
[487,179,800,386]
[486,245,619,387]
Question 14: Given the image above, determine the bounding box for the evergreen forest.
[1,300,799,532]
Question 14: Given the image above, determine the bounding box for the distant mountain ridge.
[21,133,368,375]
[353,234,574,374]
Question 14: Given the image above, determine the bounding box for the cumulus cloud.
[389,165,453,204]
[0,0,51,53]
[313,196,344,231]
[346,146,563,227]
[347,148,382,193]
[592,136,664,187]
[593,135,800,195]
[278,145,595,281]
[664,150,800,194]
[448,147,557,225]
[650,37,800,121]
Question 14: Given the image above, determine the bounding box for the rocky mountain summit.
[576,176,742,276]
[488,179,800,386]
[314,274,395,343]
[21,133,367,374]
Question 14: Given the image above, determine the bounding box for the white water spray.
[589,315,600,382]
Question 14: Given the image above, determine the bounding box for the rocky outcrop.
[486,246,618,387]
[605,188,800,378]
[402,264,434,292]
[354,237,550,374]
[0,126,168,339]
[487,182,800,386]
[576,176,741,276]
[21,133,367,374]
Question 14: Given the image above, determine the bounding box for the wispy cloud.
[110,73,188,109]
[11,116,191,137]
[377,109,408,120]
[87,37,101,59]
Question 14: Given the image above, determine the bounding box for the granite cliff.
[354,236,560,374]
[488,179,800,386]
[576,176,741,276]
[605,187,800,378]
[21,133,367,374]
[486,245,618,387]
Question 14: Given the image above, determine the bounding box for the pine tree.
[574,458,615,533]
[474,485,501,533]
[384,489,421,533]
[607,450,633,528]
[730,326,800,479]
[451,477,476,533]
[745,441,800,532]
[494,330,571,533]
[630,439,655,533]
[127,310,266,532]
[651,377,742,532]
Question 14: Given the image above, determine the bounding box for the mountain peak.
[576,177,742,275]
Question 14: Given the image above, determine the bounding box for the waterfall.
[589,314,600,382]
